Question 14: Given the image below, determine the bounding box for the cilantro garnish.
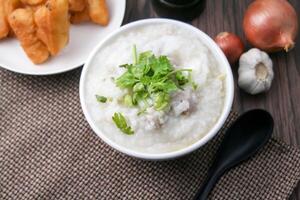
[96,45,198,135]
[115,45,194,112]
[112,113,134,135]
[96,95,107,103]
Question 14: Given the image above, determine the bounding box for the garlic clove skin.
[238,48,274,95]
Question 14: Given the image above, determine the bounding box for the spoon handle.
[193,169,224,200]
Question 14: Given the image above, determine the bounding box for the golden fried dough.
[35,0,69,56]
[87,0,109,26]
[0,0,21,39]
[34,6,48,45]
[0,0,110,65]
[21,0,45,6]
[25,4,43,12]
[0,0,9,39]
[8,8,49,64]
[70,7,89,24]
[3,0,21,15]
[69,0,85,12]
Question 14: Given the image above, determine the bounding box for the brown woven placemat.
[1,68,300,200]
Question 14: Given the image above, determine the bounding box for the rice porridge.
[84,23,226,154]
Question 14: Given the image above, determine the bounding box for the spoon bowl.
[194,109,274,200]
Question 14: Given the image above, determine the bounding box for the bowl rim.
[80,18,234,160]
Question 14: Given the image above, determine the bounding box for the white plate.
[0,0,126,75]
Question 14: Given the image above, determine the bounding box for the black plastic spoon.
[193,109,274,200]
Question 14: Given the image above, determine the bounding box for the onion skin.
[215,32,245,64]
[243,0,298,52]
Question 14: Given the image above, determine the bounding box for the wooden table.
[124,0,300,199]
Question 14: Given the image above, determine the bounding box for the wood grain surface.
[123,0,300,199]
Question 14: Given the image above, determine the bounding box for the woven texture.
[1,68,300,200]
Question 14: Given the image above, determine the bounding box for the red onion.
[215,32,245,64]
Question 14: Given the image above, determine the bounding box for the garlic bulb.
[238,48,274,95]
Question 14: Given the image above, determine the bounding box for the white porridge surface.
[84,23,226,153]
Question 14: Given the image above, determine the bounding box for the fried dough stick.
[20,0,45,5]
[34,6,49,46]
[34,0,69,56]
[70,6,89,24]
[0,0,8,38]
[0,0,21,39]
[69,0,85,12]
[8,8,49,64]
[87,0,109,26]
[24,4,43,12]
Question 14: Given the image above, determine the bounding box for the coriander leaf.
[162,80,178,93]
[112,113,134,135]
[137,110,146,116]
[132,91,149,106]
[133,82,145,92]
[114,45,197,114]
[176,71,189,86]
[192,82,198,90]
[115,72,138,89]
[153,92,170,111]
[152,56,172,78]
[119,64,132,68]
[137,107,148,116]
[149,80,178,94]
[138,51,153,63]
[96,95,107,103]
[124,94,134,107]
[131,64,146,79]
[138,51,155,70]
[132,92,138,105]
[165,69,192,78]
[188,72,198,90]
[140,76,151,85]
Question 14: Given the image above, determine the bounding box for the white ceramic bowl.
[80,19,234,160]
